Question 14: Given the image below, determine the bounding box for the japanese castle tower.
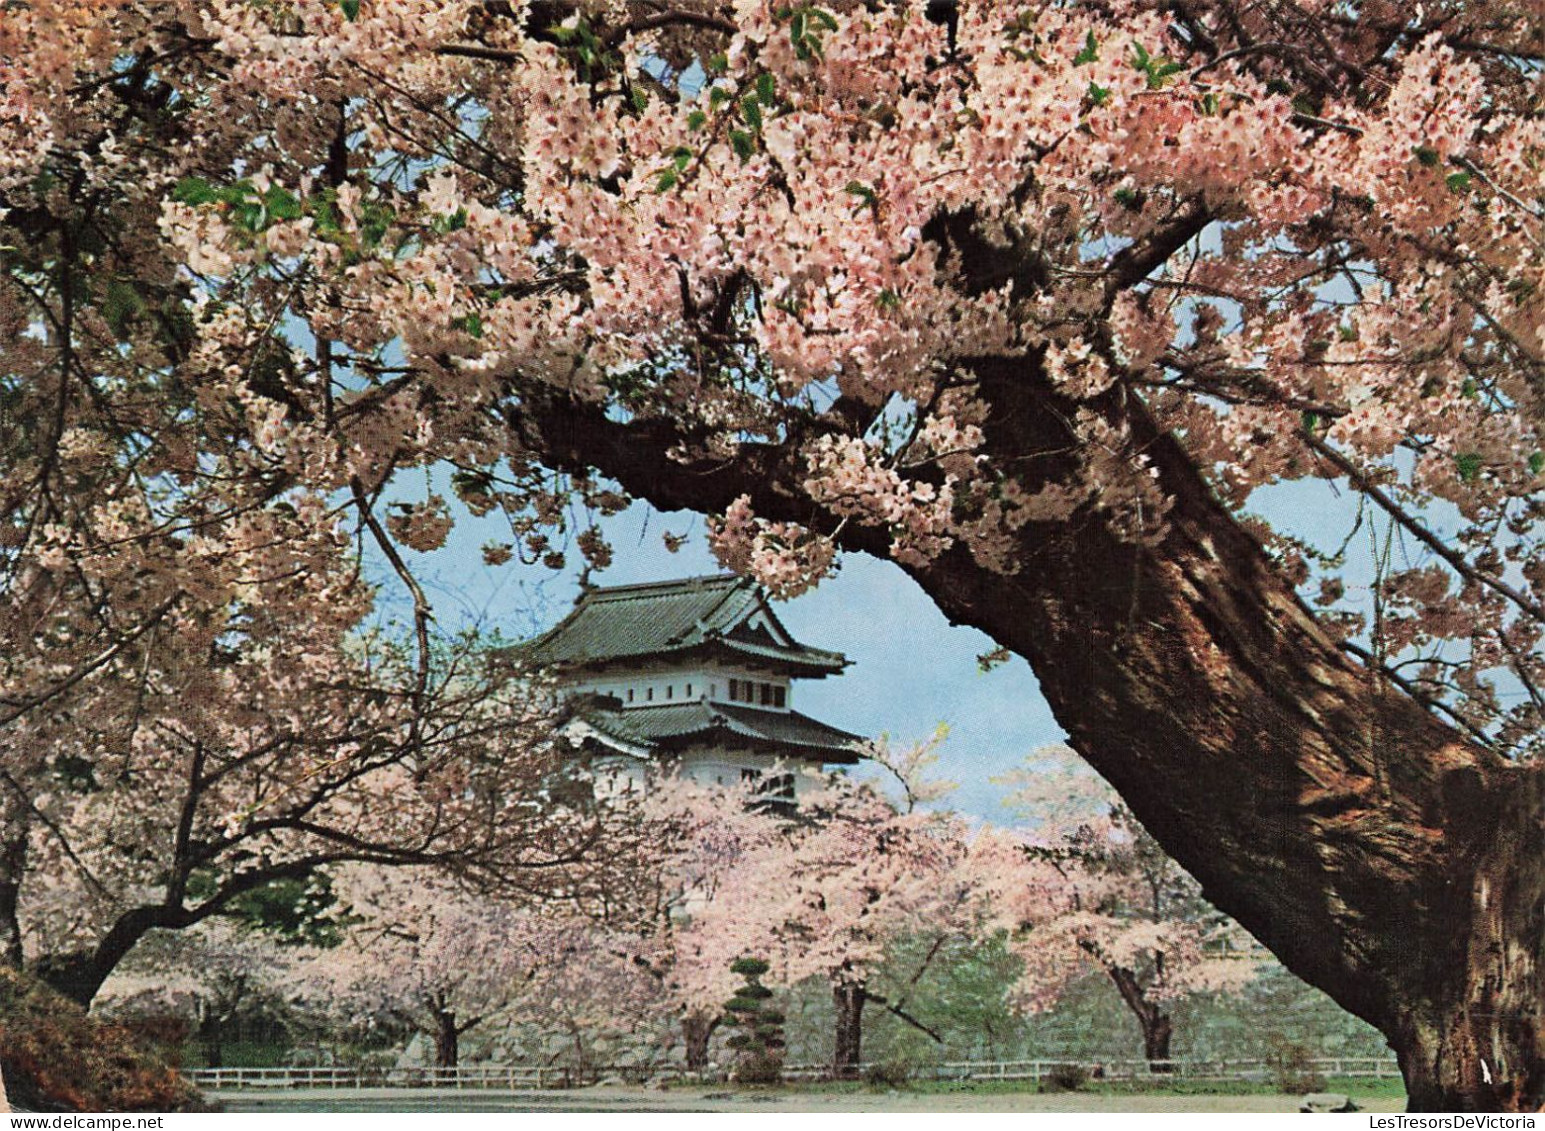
[527,574,865,801]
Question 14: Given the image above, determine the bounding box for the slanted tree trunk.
[832,982,867,1079]
[682,1012,718,1072]
[520,322,1543,1108]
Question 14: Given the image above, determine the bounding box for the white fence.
[189,1057,1401,1091]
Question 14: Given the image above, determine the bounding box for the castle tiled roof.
[572,700,865,764]
[525,574,847,675]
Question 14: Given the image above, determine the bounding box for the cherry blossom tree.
[2,0,1542,1110]
[2,629,605,1007]
[96,919,303,1068]
[659,771,985,1076]
[301,864,669,1070]
[293,866,525,1069]
[988,744,1260,1067]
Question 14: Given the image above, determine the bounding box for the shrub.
[864,1057,915,1088]
[1040,1063,1090,1094]
[0,968,212,1112]
[1265,1036,1327,1094]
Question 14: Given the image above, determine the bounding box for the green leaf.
[730,130,756,163]
[1130,42,1150,70]
[845,180,878,211]
[1113,186,1139,209]
[1087,82,1110,106]
[811,6,838,30]
[709,86,732,109]
[686,109,708,132]
[262,185,302,221]
[1445,170,1471,193]
[655,168,678,192]
[1529,452,1544,476]
[172,177,218,206]
[357,199,395,247]
[1198,91,1219,116]
[1300,410,1319,433]
[102,278,146,338]
[1412,145,1440,167]
[309,193,341,236]
[876,288,900,309]
[707,52,729,73]
[1455,452,1483,482]
[454,312,484,339]
[430,206,468,234]
[1073,31,1098,65]
[741,95,763,132]
[339,0,360,20]
[790,9,806,44]
[230,200,265,232]
[756,72,776,105]
[671,146,694,172]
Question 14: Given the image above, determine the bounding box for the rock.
[1300,1093,1358,1113]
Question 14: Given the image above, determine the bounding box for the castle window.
[774,686,786,708]
[627,688,634,703]
[760,683,773,706]
[685,683,693,697]
[646,687,654,702]
[666,685,674,700]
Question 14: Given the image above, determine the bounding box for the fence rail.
[189,1056,1401,1092]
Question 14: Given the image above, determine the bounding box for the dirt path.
[213,1085,1406,1114]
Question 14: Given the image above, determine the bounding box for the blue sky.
[376,471,1395,823]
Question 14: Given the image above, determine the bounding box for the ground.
[211,1084,1407,1113]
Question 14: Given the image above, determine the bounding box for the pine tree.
[722,958,785,1085]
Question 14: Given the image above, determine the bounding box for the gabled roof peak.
[527,573,846,675]
[575,573,746,603]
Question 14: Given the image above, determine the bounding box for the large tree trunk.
[832,982,866,1080]
[520,331,1540,1108]
[682,1011,718,1072]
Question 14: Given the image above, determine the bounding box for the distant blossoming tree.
[985,746,1260,1066]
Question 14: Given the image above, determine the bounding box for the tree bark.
[682,1011,718,1072]
[433,1008,459,1070]
[1106,966,1173,1072]
[513,335,1542,1108]
[832,981,866,1079]
[0,797,27,971]
[1143,1015,1173,1071]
